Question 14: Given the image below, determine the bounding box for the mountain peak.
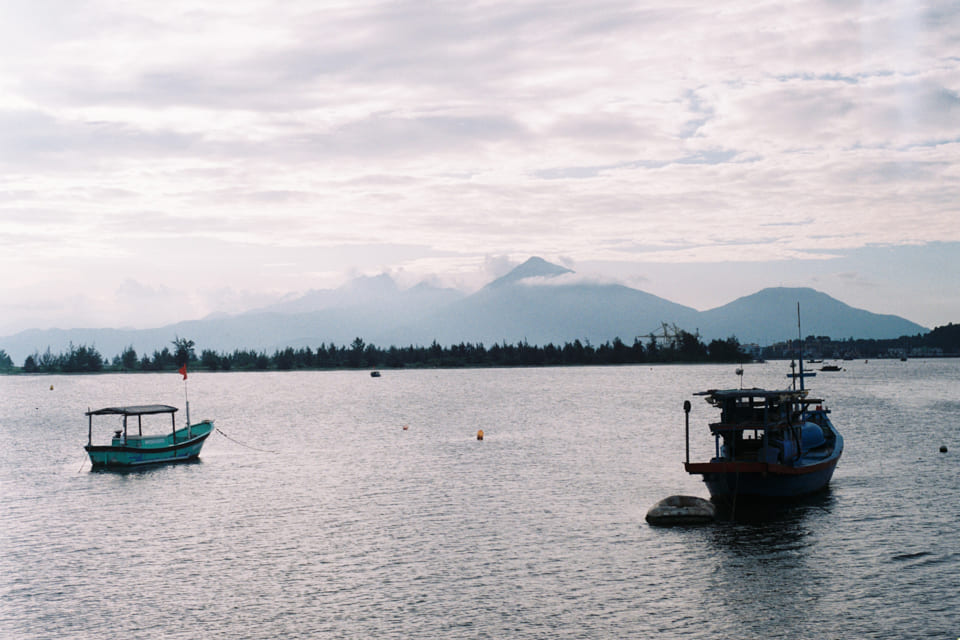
[487,257,574,288]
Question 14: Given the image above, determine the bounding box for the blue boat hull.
[86,421,214,468]
[698,457,841,500]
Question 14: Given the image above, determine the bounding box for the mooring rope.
[215,427,279,453]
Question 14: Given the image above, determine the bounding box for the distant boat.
[370,371,381,377]
[820,364,842,372]
[84,405,213,468]
[683,387,843,500]
[786,358,815,378]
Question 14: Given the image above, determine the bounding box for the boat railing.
[708,421,791,433]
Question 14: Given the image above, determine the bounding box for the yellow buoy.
[49,385,54,390]
[477,429,484,441]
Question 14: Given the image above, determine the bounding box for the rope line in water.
[215,427,279,454]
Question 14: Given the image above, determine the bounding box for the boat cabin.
[86,404,189,447]
[693,388,831,465]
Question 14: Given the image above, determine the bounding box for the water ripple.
[2,363,959,638]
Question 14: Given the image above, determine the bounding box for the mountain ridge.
[0,258,928,362]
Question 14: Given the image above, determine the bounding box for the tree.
[275,347,296,370]
[708,336,748,362]
[150,348,175,370]
[38,348,59,372]
[201,349,221,371]
[120,346,138,371]
[61,343,103,372]
[171,336,195,367]
[677,330,708,361]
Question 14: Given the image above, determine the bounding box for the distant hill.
[382,263,700,346]
[0,257,929,363]
[255,274,464,316]
[697,287,927,345]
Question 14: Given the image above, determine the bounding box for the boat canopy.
[697,388,823,405]
[86,405,178,417]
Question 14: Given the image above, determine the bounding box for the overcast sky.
[1,0,958,335]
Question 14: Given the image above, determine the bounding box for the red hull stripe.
[685,456,840,476]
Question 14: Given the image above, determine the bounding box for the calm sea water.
[1,360,958,639]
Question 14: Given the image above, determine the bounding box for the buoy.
[402,425,409,431]
[940,445,948,453]
[645,495,715,526]
[50,385,54,390]
[477,429,484,441]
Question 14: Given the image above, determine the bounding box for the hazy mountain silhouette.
[382,258,699,346]
[486,256,574,287]
[0,257,928,362]
[698,287,926,345]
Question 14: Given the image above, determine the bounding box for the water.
[1,360,958,639]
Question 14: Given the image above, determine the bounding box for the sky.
[1,0,958,336]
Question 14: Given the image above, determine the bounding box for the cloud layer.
[1,0,958,332]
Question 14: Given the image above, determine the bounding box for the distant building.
[741,343,763,359]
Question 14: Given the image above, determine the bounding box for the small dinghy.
[645,495,716,526]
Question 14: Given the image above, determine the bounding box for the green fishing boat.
[84,404,213,468]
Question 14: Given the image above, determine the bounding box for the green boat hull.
[86,420,214,467]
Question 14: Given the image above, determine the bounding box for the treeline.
[9,337,196,374]
[2,331,750,374]
[4,323,959,375]
[763,322,960,359]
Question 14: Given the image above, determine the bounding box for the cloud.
[0,0,957,332]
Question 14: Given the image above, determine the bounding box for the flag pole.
[179,363,191,436]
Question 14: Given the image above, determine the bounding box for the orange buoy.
[402,425,409,431]
[477,429,484,441]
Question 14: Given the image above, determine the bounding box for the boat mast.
[797,302,805,392]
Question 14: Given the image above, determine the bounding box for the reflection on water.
[712,486,837,524]
[706,491,834,617]
[87,457,205,475]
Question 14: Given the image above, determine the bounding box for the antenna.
[797,302,805,392]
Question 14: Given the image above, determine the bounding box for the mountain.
[486,256,573,287]
[0,258,929,363]
[253,274,464,316]
[697,287,927,345]
[382,259,699,346]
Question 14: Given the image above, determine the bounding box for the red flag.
[178,364,188,380]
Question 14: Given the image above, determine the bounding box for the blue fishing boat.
[84,404,214,468]
[683,387,843,500]
[683,304,843,500]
